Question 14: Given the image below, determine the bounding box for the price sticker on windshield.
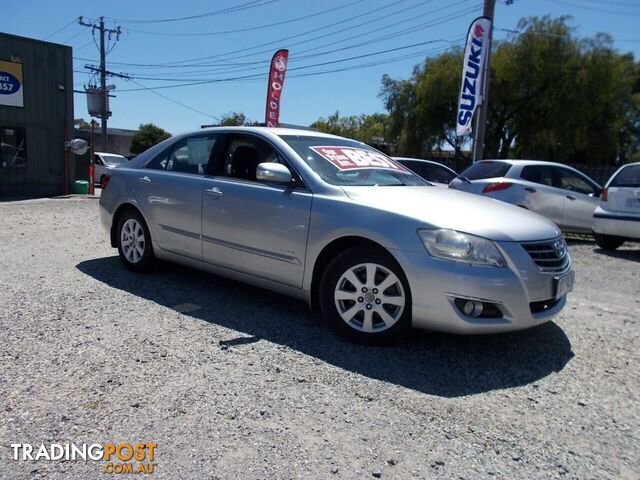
[310,146,408,172]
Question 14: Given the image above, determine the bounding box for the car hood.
[341,185,560,242]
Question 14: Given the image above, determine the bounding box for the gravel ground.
[0,197,638,479]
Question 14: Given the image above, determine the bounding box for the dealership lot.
[0,197,638,479]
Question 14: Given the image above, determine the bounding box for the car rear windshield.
[610,164,640,187]
[459,161,511,180]
[102,154,128,165]
[279,135,427,186]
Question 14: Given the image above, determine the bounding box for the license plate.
[555,271,575,299]
[625,198,640,208]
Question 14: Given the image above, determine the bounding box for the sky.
[2,0,639,135]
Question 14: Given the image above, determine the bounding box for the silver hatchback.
[99,128,573,343]
[450,160,602,233]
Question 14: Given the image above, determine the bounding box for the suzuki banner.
[456,17,492,136]
[264,49,289,127]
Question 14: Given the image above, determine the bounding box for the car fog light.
[463,301,484,317]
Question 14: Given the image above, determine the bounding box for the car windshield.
[280,135,427,186]
[460,161,512,180]
[610,164,640,188]
[102,154,128,166]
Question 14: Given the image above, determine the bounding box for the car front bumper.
[391,240,572,334]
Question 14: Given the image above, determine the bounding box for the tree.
[379,16,640,164]
[311,112,389,144]
[217,112,258,126]
[74,118,91,130]
[130,123,172,155]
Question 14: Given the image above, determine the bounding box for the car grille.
[521,238,570,272]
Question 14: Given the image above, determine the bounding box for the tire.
[116,209,155,272]
[319,246,412,344]
[593,233,625,251]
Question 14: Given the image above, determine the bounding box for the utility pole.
[78,16,121,152]
[472,0,496,161]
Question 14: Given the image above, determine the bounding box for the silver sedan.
[99,128,573,343]
[450,160,602,233]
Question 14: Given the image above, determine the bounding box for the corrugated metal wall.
[0,33,73,197]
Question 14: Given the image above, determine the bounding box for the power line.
[116,37,465,91]
[44,17,79,40]
[126,79,218,120]
[105,0,277,24]
[544,0,640,16]
[126,0,366,36]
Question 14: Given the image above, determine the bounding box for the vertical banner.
[456,17,492,136]
[264,49,289,128]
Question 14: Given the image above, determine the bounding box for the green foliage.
[74,118,91,130]
[311,111,388,144]
[218,112,253,126]
[130,123,172,155]
[378,15,640,164]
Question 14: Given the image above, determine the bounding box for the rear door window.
[460,161,511,180]
[521,165,554,187]
[146,134,218,175]
[610,165,640,187]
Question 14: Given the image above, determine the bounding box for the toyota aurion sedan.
[450,160,602,233]
[99,127,573,343]
[593,162,640,250]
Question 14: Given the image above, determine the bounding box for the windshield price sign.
[310,146,407,172]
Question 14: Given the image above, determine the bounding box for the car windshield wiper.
[456,175,472,184]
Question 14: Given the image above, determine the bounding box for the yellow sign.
[0,60,24,107]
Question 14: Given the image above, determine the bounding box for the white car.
[94,152,128,186]
[593,162,640,250]
[450,160,602,233]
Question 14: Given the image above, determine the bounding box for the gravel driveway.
[0,197,638,479]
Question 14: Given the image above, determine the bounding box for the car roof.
[476,159,575,167]
[180,126,344,139]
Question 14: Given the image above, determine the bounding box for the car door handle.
[524,186,537,193]
[566,195,577,201]
[138,176,151,184]
[205,187,224,196]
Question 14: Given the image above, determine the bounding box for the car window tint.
[402,161,430,179]
[94,155,103,166]
[610,165,640,187]
[222,136,283,182]
[460,161,511,180]
[147,135,217,174]
[557,168,596,195]
[428,164,456,183]
[521,165,554,186]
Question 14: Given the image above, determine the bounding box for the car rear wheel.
[593,233,625,251]
[319,246,411,344]
[116,209,155,272]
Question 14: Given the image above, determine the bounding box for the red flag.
[264,49,289,127]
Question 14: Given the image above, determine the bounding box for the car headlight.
[418,229,507,267]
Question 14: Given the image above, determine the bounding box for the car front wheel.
[593,233,625,251]
[116,209,155,272]
[319,246,411,344]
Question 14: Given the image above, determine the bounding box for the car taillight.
[101,174,111,189]
[600,187,608,202]
[482,182,512,194]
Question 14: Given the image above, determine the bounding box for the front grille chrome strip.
[521,238,570,273]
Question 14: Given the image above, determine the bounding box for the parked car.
[94,152,129,186]
[392,157,457,186]
[99,128,573,343]
[592,162,640,250]
[449,160,602,233]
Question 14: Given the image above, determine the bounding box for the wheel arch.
[110,202,145,247]
[309,236,402,311]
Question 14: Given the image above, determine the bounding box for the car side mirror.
[256,162,292,184]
